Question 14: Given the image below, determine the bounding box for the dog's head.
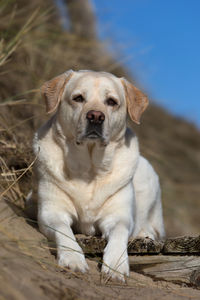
[41,70,148,146]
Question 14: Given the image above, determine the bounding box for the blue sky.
[93,0,200,127]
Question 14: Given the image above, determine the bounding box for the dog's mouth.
[76,122,109,146]
[86,130,102,139]
[85,122,103,139]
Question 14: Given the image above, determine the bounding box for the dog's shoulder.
[134,155,159,192]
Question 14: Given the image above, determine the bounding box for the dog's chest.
[63,179,103,235]
[64,175,103,209]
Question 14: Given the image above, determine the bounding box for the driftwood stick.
[76,235,200,255]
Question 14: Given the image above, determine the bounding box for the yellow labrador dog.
[28,70,165,281]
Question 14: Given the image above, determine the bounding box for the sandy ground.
[0,199,200,300]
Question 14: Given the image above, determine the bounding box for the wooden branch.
[76,235,200,255]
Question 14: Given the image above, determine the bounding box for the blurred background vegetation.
[0,0,200,237]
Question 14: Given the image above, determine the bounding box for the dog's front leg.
[39,210,89,272]
[37,184,88,273]
[99,183,134,282]
[102,223,130,282]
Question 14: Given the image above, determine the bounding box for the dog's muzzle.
[85,110,105,139]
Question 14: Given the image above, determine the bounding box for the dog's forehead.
[69,71,123,94]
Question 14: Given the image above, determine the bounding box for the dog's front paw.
[101,252,129,282]
[58,250,89,273]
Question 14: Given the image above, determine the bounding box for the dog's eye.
[106,98,118,106]
[72,95,85,103]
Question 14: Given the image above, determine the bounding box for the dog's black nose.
[86,110,105,124]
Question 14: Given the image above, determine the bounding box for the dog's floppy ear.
[41,70,73,114]
[121,78,149,124]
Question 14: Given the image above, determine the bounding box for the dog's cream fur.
[28,70,165,281]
